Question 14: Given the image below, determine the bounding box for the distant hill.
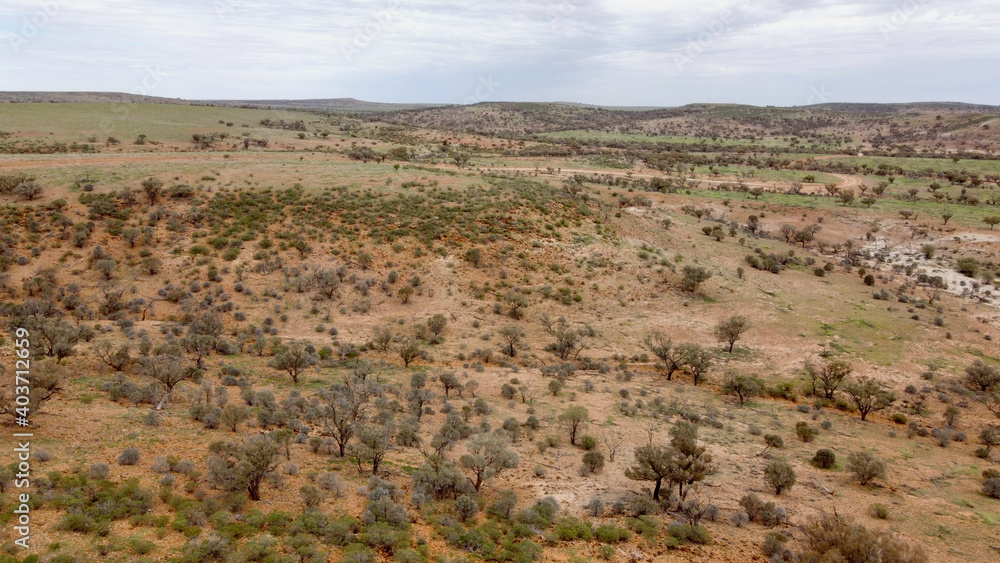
[0,91,193,105]
[201,98,446,112]
[804,102,1000,114]
[0,92,445,113]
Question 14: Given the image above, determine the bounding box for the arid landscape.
[0,94,997,563]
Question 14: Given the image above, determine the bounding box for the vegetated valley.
[0,98,999,562]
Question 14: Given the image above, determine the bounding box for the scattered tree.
[723,373,763,405]
[267,341,317,384]
[459,433,518,492]
[207,435,283,501]
[805,358,852,399]
[843,376,896,421]
[713,315,751,353]
[764,459,796,495]
[681,266,712,292]
[559,406,589,446]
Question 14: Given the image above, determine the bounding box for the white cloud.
[0,0,996,104]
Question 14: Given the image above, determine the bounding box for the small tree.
[141,177,163,204]
[221,404,251,432]
[625,444,674,500]
[93,340,131,371]
[0,360,65,424]
[13,181,42,201]
[497,325,526,358]
[666,422,713,500]
[398,339,423,367]
[581,451,605,475]
[681,266,712,292]
[459,434,518,492]
[398,287,414,304]
[846,451,886,485]
[723,373,763,406]
[805,359,852,399]
[309,380,372,457]
[464,247,483,267]
[371,326,394,352]
[267,341,317,384]
[625,422,712,501]
[965,359,1000,392]
[682,343,712,386]
[842,376,895,421]
[713,315,750,353]
[764,459,796,495]
[348,424,394,474]
[645,331,688,380]
[427,314,448,336]
[438,370,461,397]
[559,406,589,445]
[207,435,282,501]
[984,216,1000,230]
[541,315,587,360]
[135,350,188,410]
[979,426,1000,457]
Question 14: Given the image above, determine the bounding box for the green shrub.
[764,459,796,495]
[795,422,816,442]
[668,523,711,545]
[553,516,593,541]
[813,449,836,469]
[581,451,605,475]
[762,531,788,557]
[579,435,598,450]
[129,536,156,554]
[594,524,631,543]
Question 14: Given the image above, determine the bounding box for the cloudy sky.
[1,0,998,106]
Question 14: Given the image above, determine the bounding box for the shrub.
[594,524,631,543]
[454,495,479,522]
[869,503,889,519]
[763,531,788,557]
[764,434,783,449]
[813,449,836,469]
[488,489,518,520]
[796,422,817,442]
[668,523,712,544]
[584,497,604,517]
[118,447,141,466]
[579,435,598,451]
[799,513,926,562]
[89,462,110,480]
[300,484,324,511]
[553,516,593,541]
[983,478,1000,499]
[764,459,796,495]
[581,451,605,475]
[847,451,886,485]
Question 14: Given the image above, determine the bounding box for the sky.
[0,0,998,106]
